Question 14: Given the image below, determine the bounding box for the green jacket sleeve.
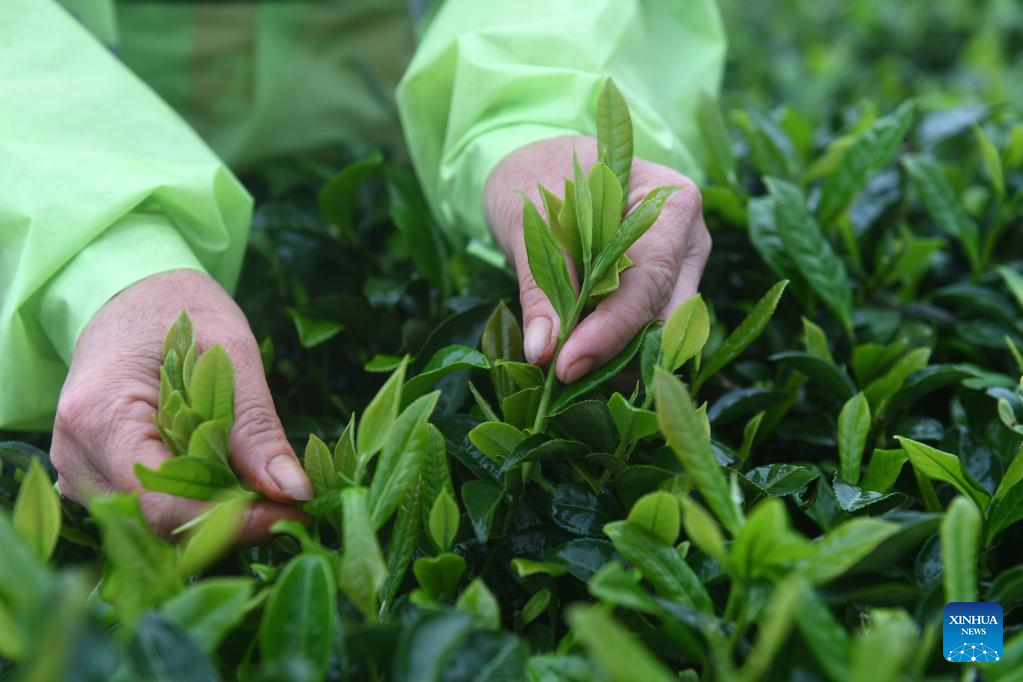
[396,0,726,245]
[0,0,252,430]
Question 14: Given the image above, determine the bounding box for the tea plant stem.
[531,284,593,433]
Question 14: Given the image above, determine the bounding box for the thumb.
[222,337,313,503]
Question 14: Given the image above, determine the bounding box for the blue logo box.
[943,602,1003,663]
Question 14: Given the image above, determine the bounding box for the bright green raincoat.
[0,0,725,429]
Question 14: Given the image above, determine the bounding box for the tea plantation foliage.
[3,1,1023,680]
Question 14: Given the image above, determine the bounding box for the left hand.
[484,135,711,384]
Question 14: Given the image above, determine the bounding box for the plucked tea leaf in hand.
[588,162,624,252]
[596,78,634,192]
[522,196,576,324]
[162,311,195,363]
[186,421,229,466]
[188,345,234,424]
[135,457,238,501]
[549,180,584,273]
[573,153,595,268]
[590,186,679,284]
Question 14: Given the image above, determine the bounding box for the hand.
[484,135,711,383]
[51,269,311,540]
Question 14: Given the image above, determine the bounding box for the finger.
[557,251,678,383]
[659,217,712,318]
[139,491,307,544]
[220,335,313,504]
[513,239,562,366]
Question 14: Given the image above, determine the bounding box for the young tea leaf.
[522,196,577,324]
[680,497,728,567]
[339,487,388,616]
[837,393,871,485]
[941,496,981,603]
[368,391,439,529]
[161,578,254,655]
[334,415,357,483]
[698,91,737,187]
[162,311,195,364]
[655,368,742,535]
[661,294,710,372]
[428,489,460,553]
[260,554,336,679]
[588,162,624,253]
[573,153,595,269]
[903,154,981,273]
[303,434,335,497]
[766,178,852,332]
[454,578,500,629]
[12,459,61,561]
[591,186,679,284]
[481,300,523,363]
[896,437,991,510]
[693,280,789,393]
[135,457,238,501]
[188,345,235,424]
[817,102,914,225]
[381,478,422,608]
[566,606,675,682]
[596,78,634,192]
[357,358,407,462]
[413,553,466,601]
[627,492,680,545]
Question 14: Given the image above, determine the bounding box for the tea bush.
[3,1,1023,680]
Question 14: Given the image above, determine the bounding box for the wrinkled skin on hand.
[51,269,311,540]
[484,135,711,383]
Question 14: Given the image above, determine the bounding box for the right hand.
[51,269,311,541]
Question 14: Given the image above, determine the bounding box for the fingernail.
[524,317,552,363]
[267,454,313,501]
[565,356,596,382]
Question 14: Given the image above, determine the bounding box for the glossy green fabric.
[0,0,724,429]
